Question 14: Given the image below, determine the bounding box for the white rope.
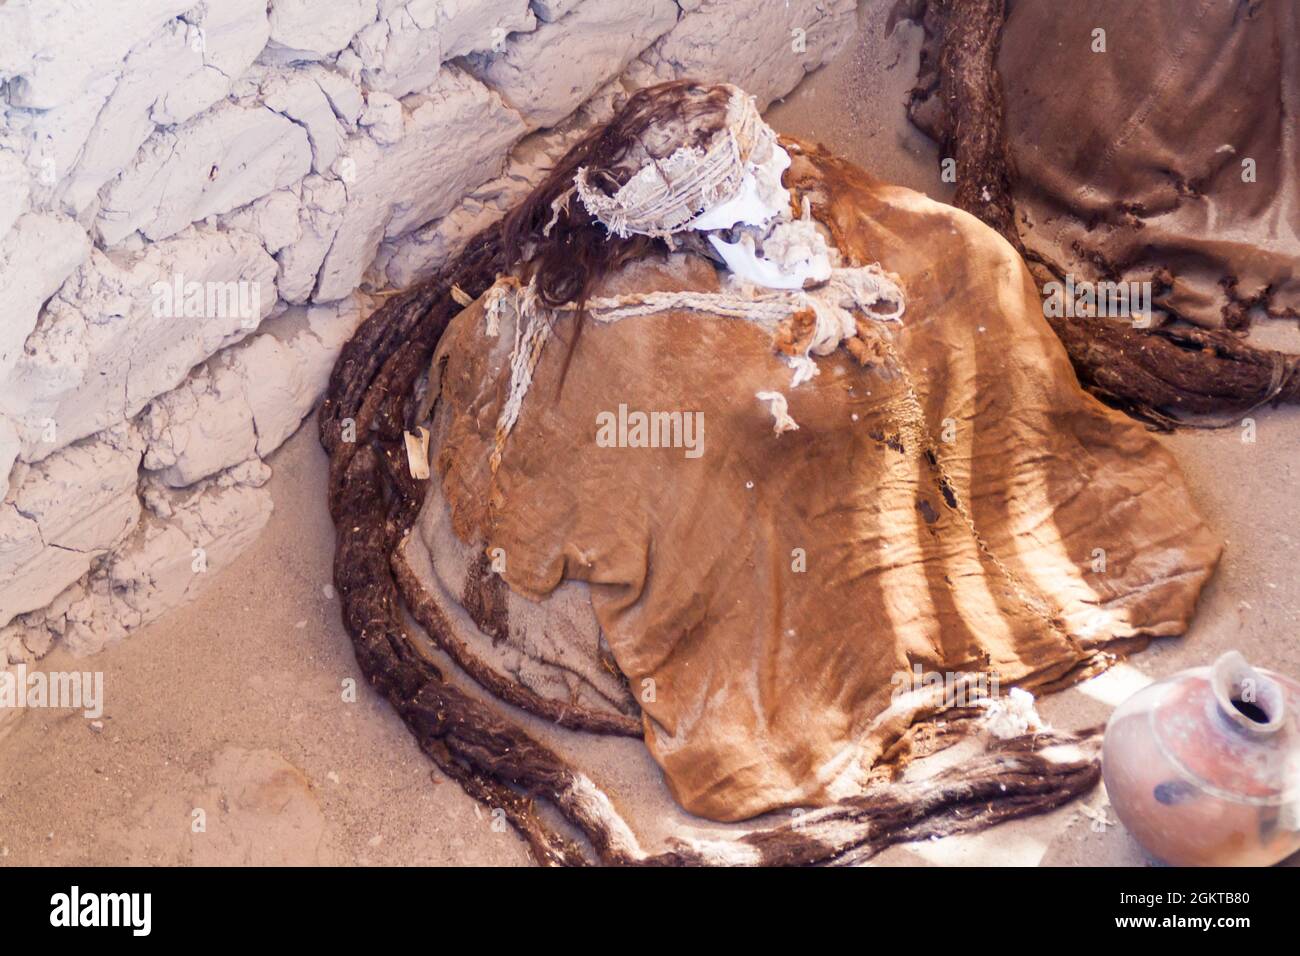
[481,263,904,469]
[490,282,552,473]
[543,187,575,238]
[481,277,520,338]
[755,391,799,435]
[559,264,902,329]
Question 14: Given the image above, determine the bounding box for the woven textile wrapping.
[995,0,1300,328]
[419,142,1221,822]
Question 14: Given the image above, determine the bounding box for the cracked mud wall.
[0,0,858,680]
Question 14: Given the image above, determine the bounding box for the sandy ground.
[2,4,1297,867]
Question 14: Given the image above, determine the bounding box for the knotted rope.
[482,264,906,471]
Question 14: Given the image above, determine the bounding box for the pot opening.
[1211,652,1285,735]
[1229,695,1270,724]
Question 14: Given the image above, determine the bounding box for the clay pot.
[1102,651,1300,866]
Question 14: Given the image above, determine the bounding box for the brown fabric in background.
[430,144,1221,823]
[998,0,1299,328]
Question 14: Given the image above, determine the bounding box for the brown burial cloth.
[997,0,1300,328]
[427,141,1222,822]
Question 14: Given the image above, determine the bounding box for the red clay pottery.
[1102,651,1300,866]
